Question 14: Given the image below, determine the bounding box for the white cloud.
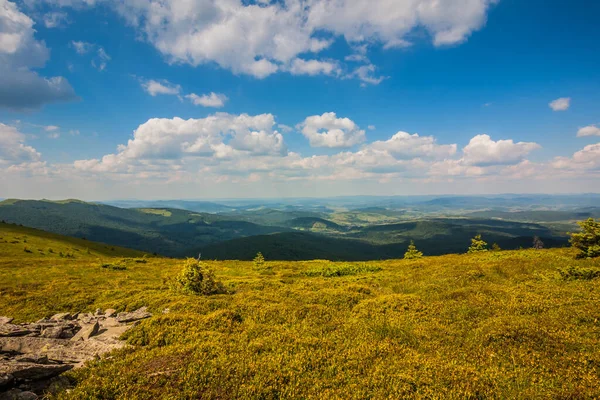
[299,112,366,148]
[462,134,540,166]
[0,123,41,165]
[71,40,92,54]
[549,97,571,112]
[72,40,110,70]
[92,46,110,71]
[350,64,386,85]
[577,124,600,137]
[43,11,68,28]
[0,0,77,110]
[36,0,496,82]
[141,79,181,97]
[289,58,341,76]
[368,131,457,159]
[306,0,497,47]
[74,113,287,173]
[552,143,600,172]
[47,132,60,139]
[185,92,228,108]
[44,125,59,132]
[368,125,375,130]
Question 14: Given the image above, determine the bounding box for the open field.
[1,222,600,399]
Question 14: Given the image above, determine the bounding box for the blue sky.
[0,0,599,200]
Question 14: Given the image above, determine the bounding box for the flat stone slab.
[0,307,151,396]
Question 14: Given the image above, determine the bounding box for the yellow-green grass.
[1,223,600,399]
[138,209,173,217]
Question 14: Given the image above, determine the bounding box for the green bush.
[403,240,423,260]
[559,266,600,281]
[570,218,600,259]
[253,252,265,268]
[175,258,226,295]
[304,263,382,277]
[468,234,488,253]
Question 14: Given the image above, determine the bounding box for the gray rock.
[49,313,72,322]
[0,325,32,338]
[14,354,49,364]
[0,317,13,325]
[70,321,99,342]
[40,326,63,339]
[0,389,38,400]
[0,361,72,381]
[104,309,117,317]
[116,307,151,323]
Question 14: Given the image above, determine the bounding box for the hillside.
[1,226,599,398]
[0,200,287,257]
[0,222,147,259]
[200,218,569,261]
[0,199,573,260]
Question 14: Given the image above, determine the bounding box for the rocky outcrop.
[0,308,151,399]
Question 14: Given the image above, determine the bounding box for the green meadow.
[1,222,600,399]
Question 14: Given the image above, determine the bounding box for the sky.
[0,0,599,200]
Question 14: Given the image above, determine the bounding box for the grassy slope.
[1,225,600,398]
[0,200,286,257]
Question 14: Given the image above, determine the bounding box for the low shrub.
[304,263,382,277]
[175,258,226,295]
[559,266,600,281]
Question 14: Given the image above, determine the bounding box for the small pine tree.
[404,240,423,260]
[175,258,225,295]
[468,234,488,253]
[532,236,544,250]
[570,218,600,259]
[253,252,265,268]
[491,243,501,251]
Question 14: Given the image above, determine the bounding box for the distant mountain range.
[0,197,584,260]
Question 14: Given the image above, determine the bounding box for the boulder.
[0,325,33,338]
[40,326,63,339]
[0,317,13,325]
[116,307,151,323]
[49,313,72,322]
[70,321,99,342]
[0,361,72,382]
[14,354,49,365]
[104,309,117,318]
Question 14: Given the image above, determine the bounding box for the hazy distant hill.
[201,218,569,261]
[0,199,288,256]
[102,200,235,213]
[0,198,574,260]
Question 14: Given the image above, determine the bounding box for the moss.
[1,223,600,398]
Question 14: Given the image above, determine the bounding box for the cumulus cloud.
[368,131,457,159]
[549,97,571,111]
[185,92,228,108]
[141,79,181,97]
[577,124,600,137]
[0,123,41,165]
[0,0,77,110]
[299,112,366,148]
[462,134,540,166]
[552,143,600,173]
[289,58,341,76]
[34,0,496,82]
[74,113,287,173]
